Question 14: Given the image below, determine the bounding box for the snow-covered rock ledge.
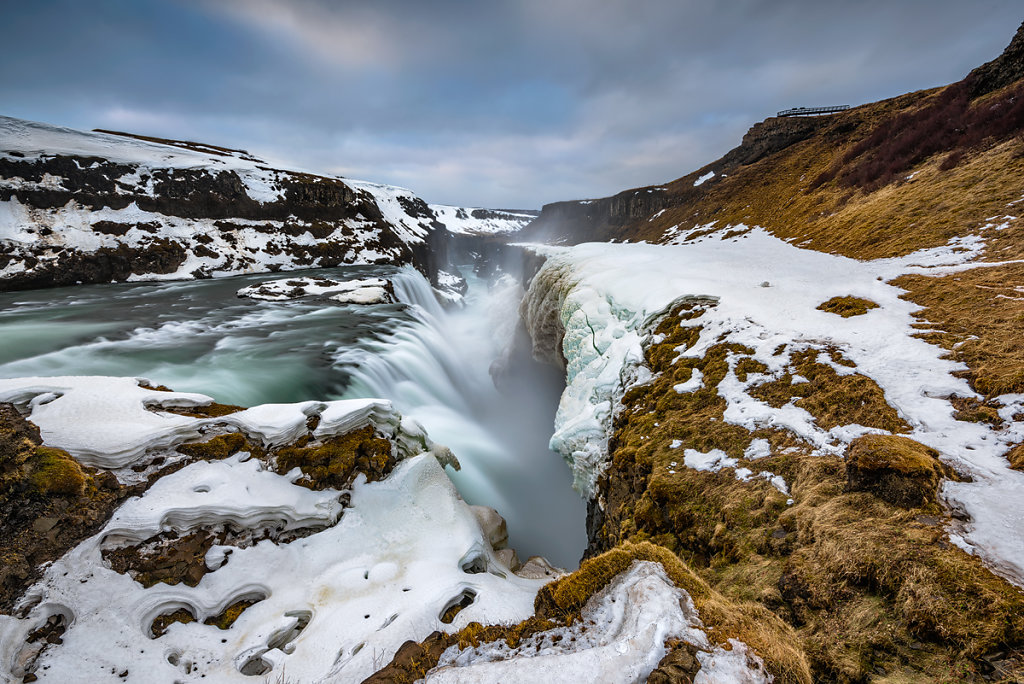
[237,275,396,304]
[0,115,452,290]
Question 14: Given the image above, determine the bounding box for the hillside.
[523,22,1024,262]
[0,117,528,293]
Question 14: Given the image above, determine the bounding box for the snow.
[744,439,772,460]
[0,376,544,682]
[425,561,771,683]
[524,224,1024,585]
[236,276,393,304]
[684,448,737,472]
[0,377,445,476]
[430,204,536,236]
[0,452,548,683]
[693,171,716,187]
[674,368,704,393]
[345,179,434,245]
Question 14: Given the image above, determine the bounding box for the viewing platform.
[777,105,851,117]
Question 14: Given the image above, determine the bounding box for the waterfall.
[336,266,587,568]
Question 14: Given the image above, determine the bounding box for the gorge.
[3,19,1024,684]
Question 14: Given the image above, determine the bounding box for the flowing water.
[0,265,587,568]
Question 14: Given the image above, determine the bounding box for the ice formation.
[522,225,1024,586]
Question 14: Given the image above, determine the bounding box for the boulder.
[469,505,508,550]
[845,434,952,507]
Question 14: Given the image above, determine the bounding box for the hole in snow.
[459,551,488,574]
[378,613,399,631]
[351,642,365,656]
[440,589,477,624]
[193,485,211,493]
[150,605,197,639]
[265,610,311,655]
[238,652,271,676]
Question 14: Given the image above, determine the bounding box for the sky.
[0,1,1020,209]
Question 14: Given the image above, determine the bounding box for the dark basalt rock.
[966,21,1024,98]
[0,239,188,291]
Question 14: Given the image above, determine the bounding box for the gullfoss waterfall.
[0,265,586,568]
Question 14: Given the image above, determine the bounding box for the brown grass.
[536,541,811,683]
[575,80,1024,262]
[747,348,909,433]
[817,296,879,317]
[845,435,942,476]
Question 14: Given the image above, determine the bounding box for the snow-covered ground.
[523,223,1024,587]
[430,204,536,236]
[0,377,549,683]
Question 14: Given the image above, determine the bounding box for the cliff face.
[967,20,1024,96]
[0,117,457,291]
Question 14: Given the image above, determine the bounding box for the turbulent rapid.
[0,265,586,568]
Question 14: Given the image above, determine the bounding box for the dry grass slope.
[592,309,1024,683]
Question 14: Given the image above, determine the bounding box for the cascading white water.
[338,267,587,568]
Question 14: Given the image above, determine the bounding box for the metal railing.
[777,105,851,117]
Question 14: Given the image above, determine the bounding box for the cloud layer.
[0,0,1019,207]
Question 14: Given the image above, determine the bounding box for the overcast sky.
[0,1,1020,208]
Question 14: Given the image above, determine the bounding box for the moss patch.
[203,597,262,630]
[175,432,255,461]
[275,425,395,490]
[816,296,880,317]
[150,607,195,638]
[26,447,86,497]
